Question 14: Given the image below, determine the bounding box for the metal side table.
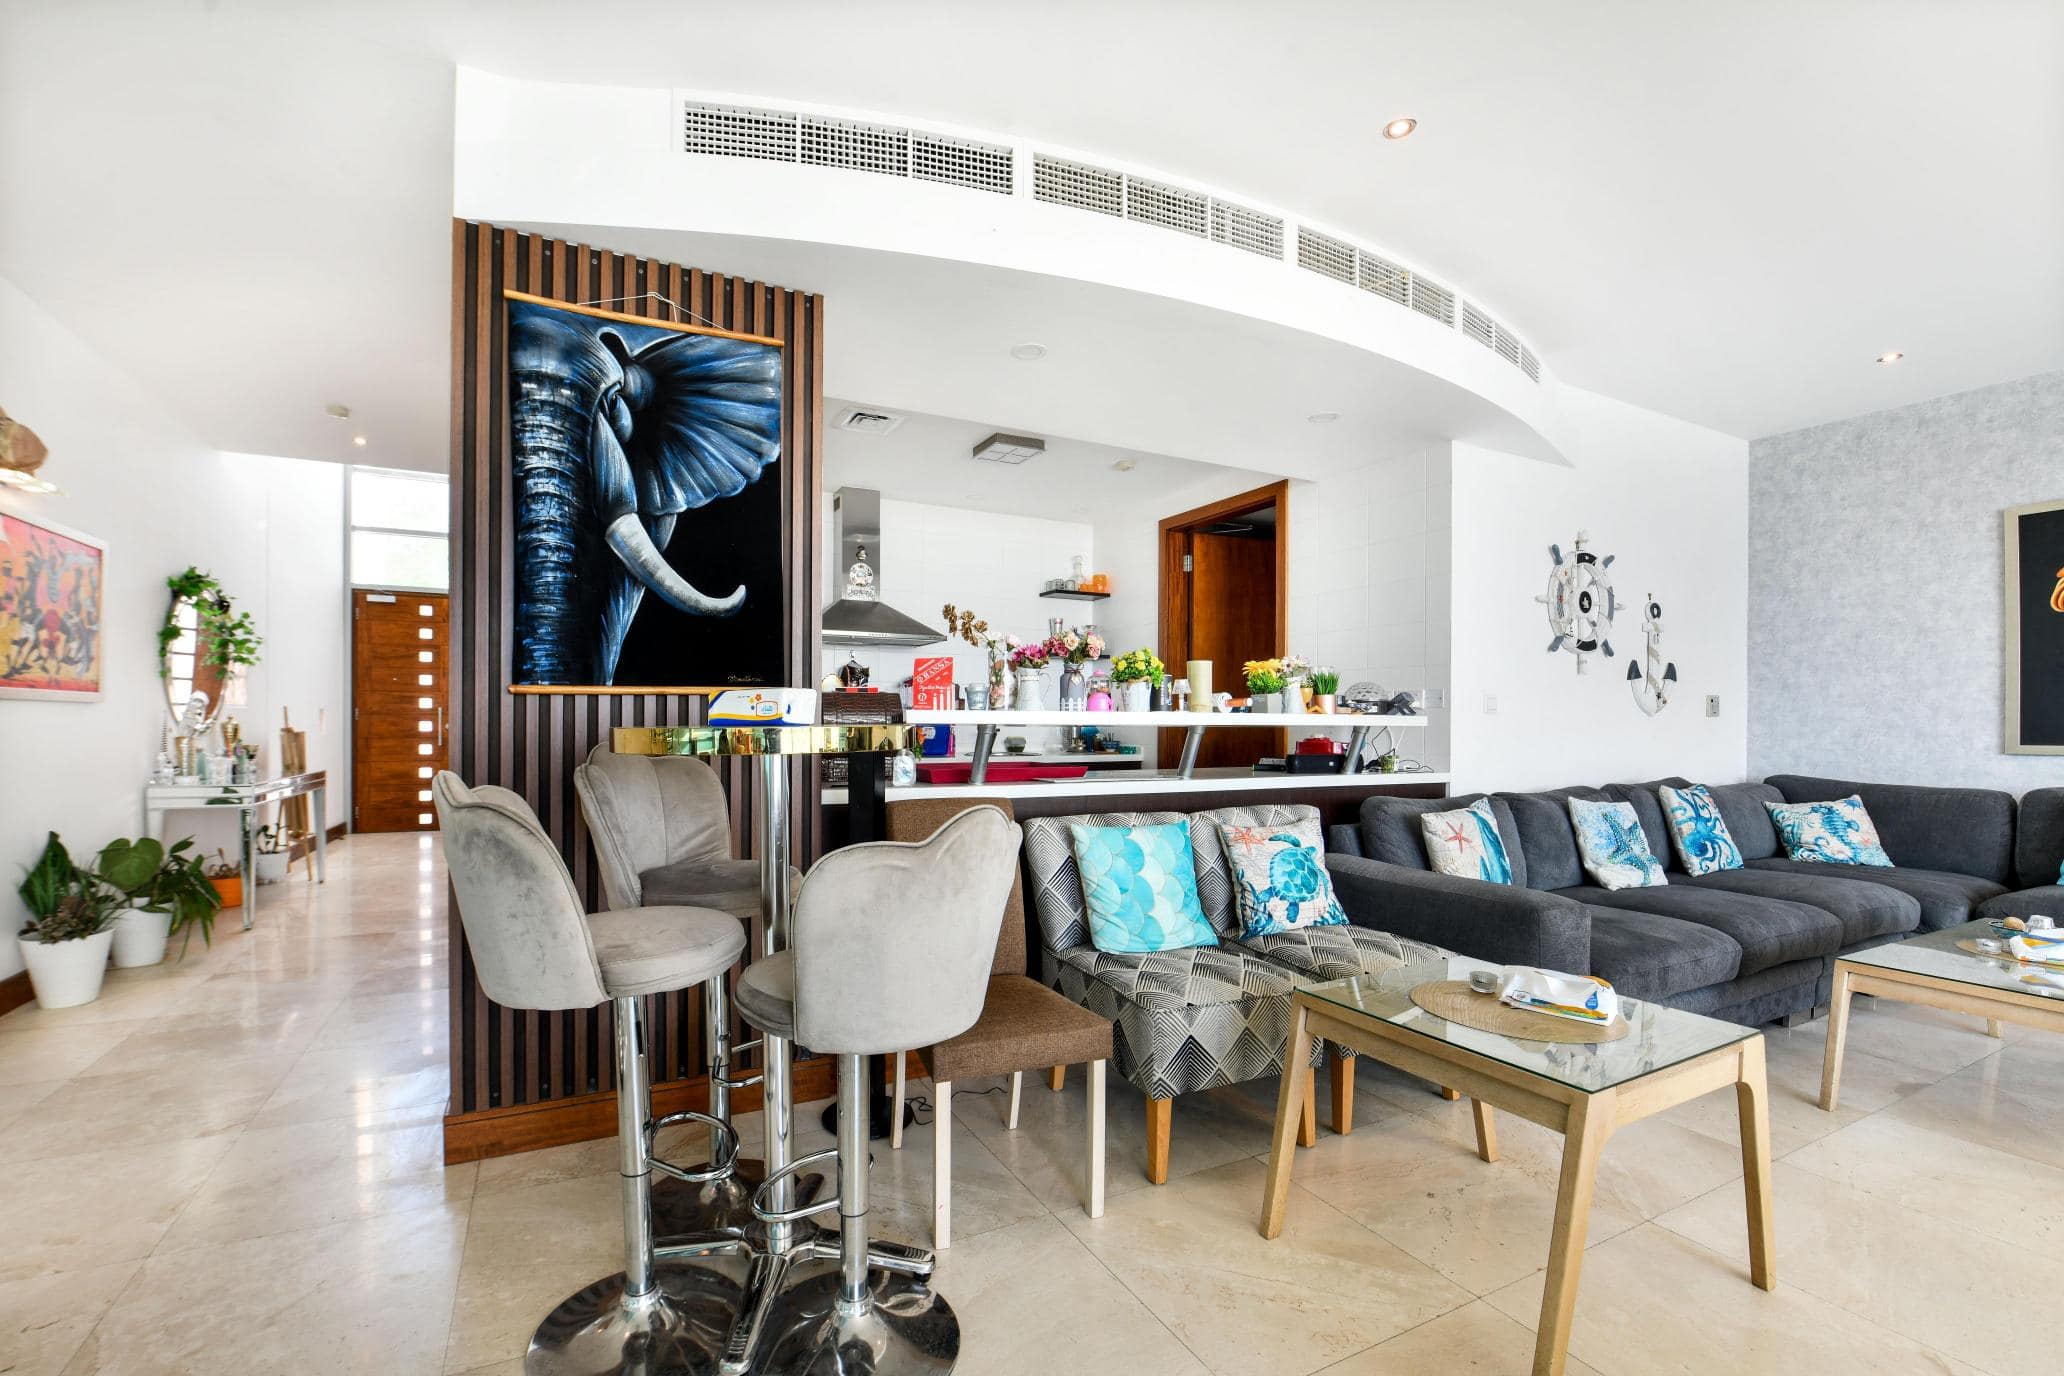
[142,771,330,930]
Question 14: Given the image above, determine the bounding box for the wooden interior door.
[1186,531,1280,768]
[352,590,449,832]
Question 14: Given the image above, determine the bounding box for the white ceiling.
[3,0,2059,470]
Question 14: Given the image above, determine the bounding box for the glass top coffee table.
[1821,918,2064,1111]
[1257,950,1774,1376]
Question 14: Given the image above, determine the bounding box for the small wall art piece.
[1627,593,1677,716]
[0,504,104,701]
[1537,530,1617,674]
[2005,498,2064,753]
[505,291,785,690]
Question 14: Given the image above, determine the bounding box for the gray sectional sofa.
[1326,774,2056,1028]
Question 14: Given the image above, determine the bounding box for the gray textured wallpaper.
[1749,371,2064,793]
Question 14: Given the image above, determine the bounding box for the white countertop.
[903,709,1424,728]
[822,769,1449,804]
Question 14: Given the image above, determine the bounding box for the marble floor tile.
[0,1261,142,1376]
[441,1173,630,1373]
[1880,1048,2064,1170]
[1657,1161,2053,1375]
[0,1052,299,1157]
[867,1099,1051,1249]
[0,1022,144,1085]
[62,1202,468,1376]
[308,987,450,1048]
[247,1036,451,1129]
[0,1076,63,1133]
[1316,1300,1604,1376]
[1483,1222,1987,1376]
[0,1135,231,1284]
[1063,1158,1470,1376]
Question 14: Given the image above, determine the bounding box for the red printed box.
[910,656,957,710]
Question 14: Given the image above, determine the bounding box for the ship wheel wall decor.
[1537,531,1618,674]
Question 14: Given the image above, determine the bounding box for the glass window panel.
[350,469,449,534]
[350,530,448,590]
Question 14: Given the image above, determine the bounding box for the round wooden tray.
[1409,980,1629,1045]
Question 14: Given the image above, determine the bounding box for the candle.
[1186,659,1213,706]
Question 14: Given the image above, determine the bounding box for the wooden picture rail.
[443,219,824,1160]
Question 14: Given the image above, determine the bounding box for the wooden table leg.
[1298,1068,1319,1148]
[1438,1085,1461,1101]
[1259,999,1312,1239]
[1819,965,1853,1111]
[1145,1096,1172,1185]
[1534,1091,1613,1376]
[1329,1055,1354,1136]
[1736,1039,1777,1291]
[1471,1099,1499,1163]
[1986,1018,2004,1039]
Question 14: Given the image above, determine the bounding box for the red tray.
[914,761,1090,784]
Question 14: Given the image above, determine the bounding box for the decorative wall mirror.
[158,568,262,735]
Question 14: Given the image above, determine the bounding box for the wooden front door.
[352,590,449,832]
[1186,531,1280,768]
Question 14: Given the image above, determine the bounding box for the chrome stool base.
[526,1259,750,1376]
[741,1262,959,1376]
[653,1159,832,1244]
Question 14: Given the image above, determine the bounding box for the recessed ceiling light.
[1113,458,1136,472]
[326,403,352,420]
[1009,342,1048,361]
[1307,411,1341,424]
[1875,351,1904,364]
[1382,118,1418,140]
[352,435,368,446]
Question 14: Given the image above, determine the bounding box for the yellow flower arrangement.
[1243,658,1287,693]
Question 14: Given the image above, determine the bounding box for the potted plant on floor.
[253,824,289,885]
[15,833,118,1008]
[98,836,172,967]
[154,838,220,958]
[203,849,242,910]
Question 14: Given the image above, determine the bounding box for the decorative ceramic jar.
[1014,667,1045,711]
[1120,680,1152,713]
[1058,664,1088,711]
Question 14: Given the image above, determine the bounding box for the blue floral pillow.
[1659,784,1744,876]
[1568,797,1668,889]
[1069,822,1218,953]
[1218,818,1348,938]
[1764,796,1893,866]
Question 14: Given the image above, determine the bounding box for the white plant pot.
[110,908,173,968]
[255,851,289,885]
[19,930,116,1009]
[1118,680,1152,713]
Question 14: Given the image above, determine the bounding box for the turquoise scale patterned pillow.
[1418,799,1515,885]
[1068,821,1218,954]
[1568,797,1668,890]
[1218,818,1348,938]
[1764,796,1893,866]
[1659,783,1744,876]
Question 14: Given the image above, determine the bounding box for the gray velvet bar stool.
[721,804,1022,1376]
[433,772,754,1375]
[575,743,808,1237]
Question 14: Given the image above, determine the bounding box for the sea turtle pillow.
[1068,821,1218,953]
[1418,799,1515,886]
[1764,796,1893,867]
[1218,818,1348,938]
[1568,797,1668,890]
[1659,783,1744,876]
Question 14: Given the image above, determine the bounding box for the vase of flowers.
[1244,657,1288,715]
[1310,666,1341,714]
[1281,654,1313,712]
[1051,627,1104,711]
[1009,638,1052,711]
[1110,648,1164,713]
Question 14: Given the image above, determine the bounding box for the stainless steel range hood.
[820,487,945,648]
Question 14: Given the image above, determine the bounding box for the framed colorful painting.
[0,503,105,701]
[2005,497,2064,754]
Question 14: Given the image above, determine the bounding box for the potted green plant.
[153,838,221,958]
[15,833,118,1008]
[1310,667,1341,714]
[1244,658,1288,715]
[203,849,242,910]
[95,836,219,966]
[1110,648,1164,713]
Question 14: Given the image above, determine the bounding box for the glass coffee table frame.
[1821,918,2064,1111]
[1257,955,1775,1376]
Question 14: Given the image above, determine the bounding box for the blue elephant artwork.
[505,293,785,688]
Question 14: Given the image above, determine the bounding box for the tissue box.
[707,688,818,727]
[1497,967,1620,1025]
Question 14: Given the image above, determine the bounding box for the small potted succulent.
[1110,648,1164,713]
[1310,667,1341,714]
[15,833,118,1008]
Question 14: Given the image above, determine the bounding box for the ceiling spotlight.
[352,435,368,447]
[1009,342,1048,361]
[1383,118,1418,140]
[1307,411,1341,424]
[1113,458,1137,472]
[326,403,352,420]
[1875,351,1904,364]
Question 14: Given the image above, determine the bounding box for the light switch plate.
[1705,695,1720,717]
[1483,694,1498,715]
[1428,688,1447,710]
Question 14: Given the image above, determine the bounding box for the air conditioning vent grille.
[1033,154,1124,217]
[1519,345,1541,382]
[1409,277,1456,326]
[1461,302,1496,349]
[1125,176,1209,238]
[800,114,908,177]
[682,103,797,162]
[1211,201,1284,258]
[1357,252,1409,307]
[1296,227,1356,285]
[911,131,1013,194]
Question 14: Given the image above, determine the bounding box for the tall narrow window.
[349,466,449,591]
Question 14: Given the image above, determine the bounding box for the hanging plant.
[158,567,263,676]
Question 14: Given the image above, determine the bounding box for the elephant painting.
[506,294,784,687]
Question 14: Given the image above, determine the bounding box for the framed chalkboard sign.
[2005,498,2064,754]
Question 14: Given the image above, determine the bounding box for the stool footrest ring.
[750,1148,842,1224]
[714,1070,763,1092]
[645,1110,739,1185]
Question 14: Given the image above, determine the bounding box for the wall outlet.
[1705,695,1721,717]
[1427,688,1447,710]
[1483,694,1498,715]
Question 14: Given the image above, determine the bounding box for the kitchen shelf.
[1038,588,1110,601]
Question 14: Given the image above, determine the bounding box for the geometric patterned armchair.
[1021,804,1432,1183]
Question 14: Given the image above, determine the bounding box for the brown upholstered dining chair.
[883,796,1114,1247]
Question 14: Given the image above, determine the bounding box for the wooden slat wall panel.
[447,220,824,1117]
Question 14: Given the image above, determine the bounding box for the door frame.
[351,587,451,833]
[1158,480,1291,760]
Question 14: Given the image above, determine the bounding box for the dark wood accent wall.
[446,220,824,1127]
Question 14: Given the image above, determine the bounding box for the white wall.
[0,276,347,978]
[1447,387,1750,792]
[1749,371,2064,793]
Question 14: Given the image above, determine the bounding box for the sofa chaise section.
[1762,774,2013,929]
[1976,786,2064,923]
